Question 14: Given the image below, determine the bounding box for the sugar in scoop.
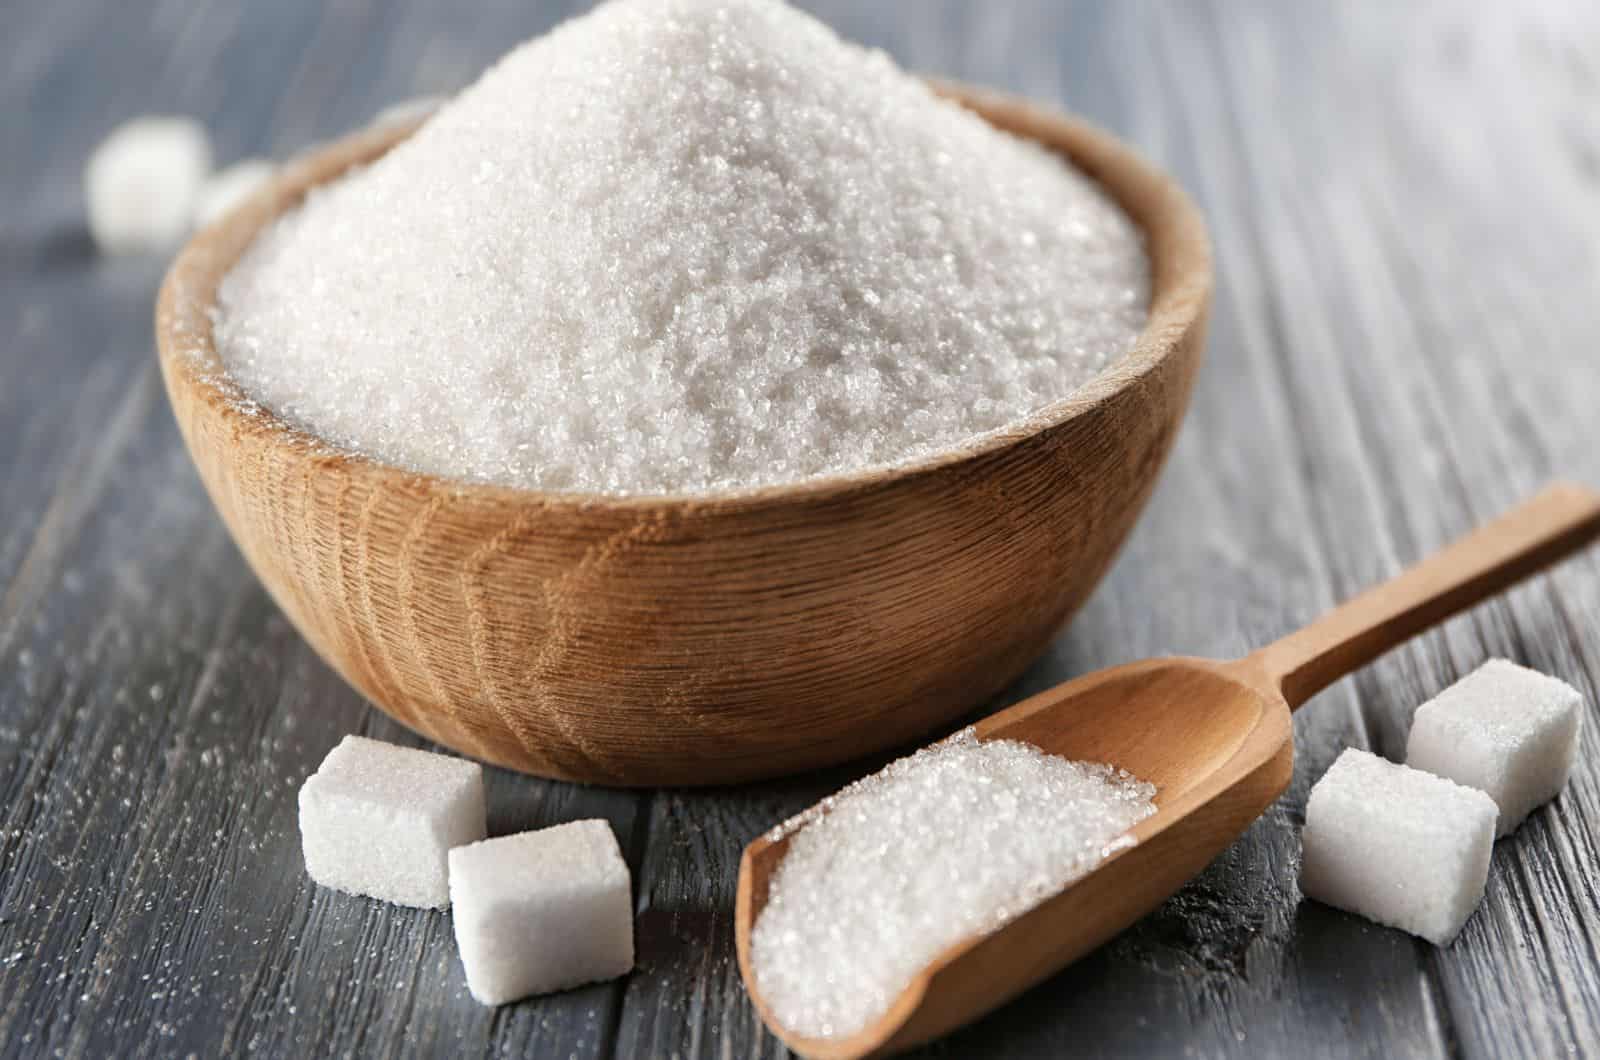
[214,0,1148,496]
[748,728,1156,1041]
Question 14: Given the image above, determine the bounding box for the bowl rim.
[156,79,1212,513]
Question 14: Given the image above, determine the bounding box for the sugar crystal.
[215,0,1148,496]
[748,727,1155,1040]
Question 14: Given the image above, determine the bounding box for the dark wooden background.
[6,1,1600,1056]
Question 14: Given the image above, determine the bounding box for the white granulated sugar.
[1406,658,1583,836]
[748,727,1155,1041]
[297,735,486,909]
[449,820,634,1005]
[1299,748,1497,946]
[215,0,1148,496]
[195,159,277,228]
[85,117,212,254]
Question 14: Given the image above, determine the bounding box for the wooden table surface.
[6,1,1600,1056]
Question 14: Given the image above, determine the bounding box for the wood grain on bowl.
[155,84,1212,786]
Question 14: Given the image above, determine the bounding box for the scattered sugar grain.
[85,117,212,254]
[449,820,634,1005]
[749,727,1156,1040]
[297,735,486,909]
[215,0,1148,496]
[195,159,277,227]
[1406,658,1583,835]
[1299,748,1497,945]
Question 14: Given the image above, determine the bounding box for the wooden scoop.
[735,482,1600,1058]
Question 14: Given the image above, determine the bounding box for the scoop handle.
[1252,482,1600,709]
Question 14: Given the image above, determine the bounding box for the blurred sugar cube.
[85,117,212,254]
[195,159,276,228]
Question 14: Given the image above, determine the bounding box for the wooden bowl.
[155,83,1211,787]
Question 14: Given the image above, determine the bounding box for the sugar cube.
[298,735,485,908]
[1407,659,1583,836]
[1300,748,1497,945]
[449,820,634,1005]
[194,159,276,228]
[84,116,212,254]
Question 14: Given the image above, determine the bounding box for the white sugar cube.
[1407,659,1583,836]
[194,159,276,227]
[298,735,485,909]
[1300,748,1497,945]
[449,820,634,1005]
[85,117,212,254]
